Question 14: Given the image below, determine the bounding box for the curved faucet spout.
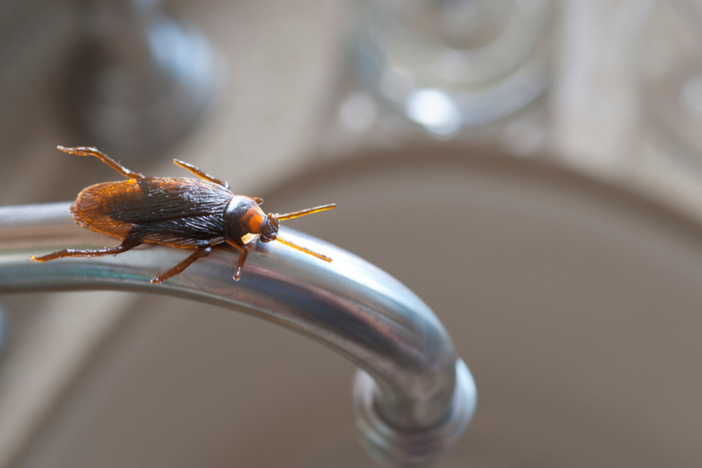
[0,202,476,467]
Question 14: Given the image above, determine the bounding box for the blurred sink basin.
[11,147,702,468]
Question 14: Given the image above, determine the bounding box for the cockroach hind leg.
[31,239,141,262]
[57,145,144,180]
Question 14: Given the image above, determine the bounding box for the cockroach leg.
[31,238,142,262]
[57,146,144,179]
[150,246,212,284]
[227,243,249,281]
[173,159,230,189]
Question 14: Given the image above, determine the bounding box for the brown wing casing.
[71,179,139,239]
[71,177,233,248]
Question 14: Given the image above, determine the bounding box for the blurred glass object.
[349,0,555,140]
[642,0,702,161]
[64,0,223,159]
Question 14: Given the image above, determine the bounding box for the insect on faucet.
[31,146,336,283]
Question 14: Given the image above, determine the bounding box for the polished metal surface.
[0,202,476,467]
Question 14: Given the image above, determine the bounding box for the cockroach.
[31,146,335,284]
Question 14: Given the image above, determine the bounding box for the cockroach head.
[260,213,279,243]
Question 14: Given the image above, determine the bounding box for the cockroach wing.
[71,177,233,248]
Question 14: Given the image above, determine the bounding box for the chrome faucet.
[0,202,476,467]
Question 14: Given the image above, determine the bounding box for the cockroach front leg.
[228,243,249,281]
[151,246,212,284]
[57,146,144,179]
[31,238,142,262]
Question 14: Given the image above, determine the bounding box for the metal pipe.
[0,202,476,467]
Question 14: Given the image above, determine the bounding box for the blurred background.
[2,0,702,467]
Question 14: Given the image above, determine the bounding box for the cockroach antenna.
[275,204,335,262]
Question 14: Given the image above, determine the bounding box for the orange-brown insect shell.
[223,195,279,246]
